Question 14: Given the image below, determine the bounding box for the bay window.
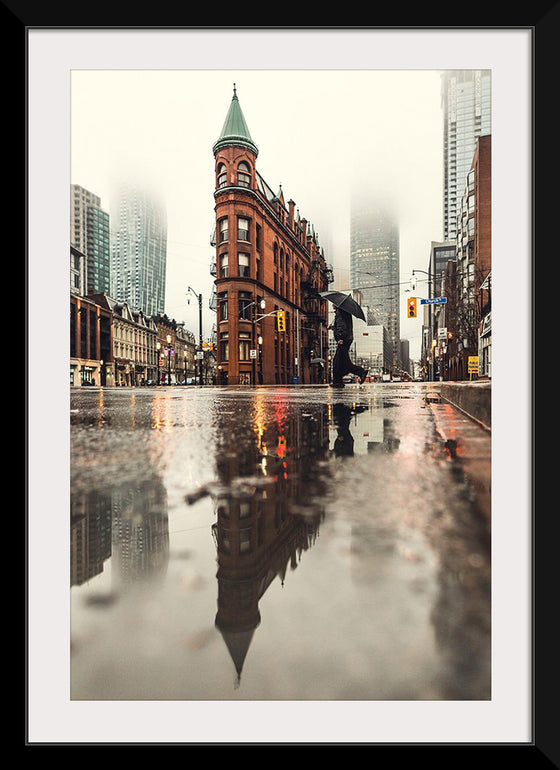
[237,217,249,241]
[219,253,229,278]
[219,217,229,242]
[239,332,251,361]
[218,291,228,321]
[238,291,252,320]
[219,332,229,361]
[238,252,250,277]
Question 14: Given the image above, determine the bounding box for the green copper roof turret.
[213,84,259,157]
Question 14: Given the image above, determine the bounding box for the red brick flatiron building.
[211,85,333,385]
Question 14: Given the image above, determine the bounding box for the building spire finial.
[213,82,258,157]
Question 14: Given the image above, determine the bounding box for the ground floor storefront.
[70,358,113,387]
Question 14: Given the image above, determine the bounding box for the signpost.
[468,355,479,380]
[420,297,447,305]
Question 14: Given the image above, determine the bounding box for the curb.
[438,381,491,430]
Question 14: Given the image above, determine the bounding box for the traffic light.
[407,297,417,318]
[277,310,286,332]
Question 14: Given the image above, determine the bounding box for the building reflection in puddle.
[70,476,169,594]
[191,392,391,683]
[203,393,330,682]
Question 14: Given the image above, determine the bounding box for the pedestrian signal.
[407,297,417,318]
[277,310,286,332]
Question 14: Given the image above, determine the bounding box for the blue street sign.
[420,297,447,305]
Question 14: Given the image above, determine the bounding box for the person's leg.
[348,361,368,379]
[340,342,354,374]
[332,345,345,385]
[344,342,368,383]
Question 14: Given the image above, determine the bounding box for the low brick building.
[70,293,113,386]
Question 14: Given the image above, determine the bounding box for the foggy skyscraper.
[110,183,168,316]
[350,198,400,370]
[441,70,491,242]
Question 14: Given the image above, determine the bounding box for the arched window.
[217,163,227,189]
[237,161,251,188]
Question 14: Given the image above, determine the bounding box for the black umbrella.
[319,291,366,322]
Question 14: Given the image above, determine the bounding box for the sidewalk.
[424,384,491,521]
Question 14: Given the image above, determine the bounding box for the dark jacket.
[333,308,353,344]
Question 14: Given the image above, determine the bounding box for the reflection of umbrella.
[319,291,366,322]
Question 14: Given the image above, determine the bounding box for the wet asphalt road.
[69,382,491,705]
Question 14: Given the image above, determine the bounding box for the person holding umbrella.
[330,306,368,387]
[320,290,368,388]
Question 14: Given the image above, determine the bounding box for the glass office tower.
[441,70,491,242]
[71,184,111,296]
[110,183,168,317]
[350,199,400,370]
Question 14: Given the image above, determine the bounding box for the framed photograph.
[24,25,541,752]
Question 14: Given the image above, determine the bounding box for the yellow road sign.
[468,356,479,373]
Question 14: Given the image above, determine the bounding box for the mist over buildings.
[71,69,445,356]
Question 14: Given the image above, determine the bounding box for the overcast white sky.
[70,67,444,358]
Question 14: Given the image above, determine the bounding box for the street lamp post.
[156,341,161,385]
[188,287,203,385]
[257,335,263,384]
[166,334,172,385]
[251,297,266,385]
